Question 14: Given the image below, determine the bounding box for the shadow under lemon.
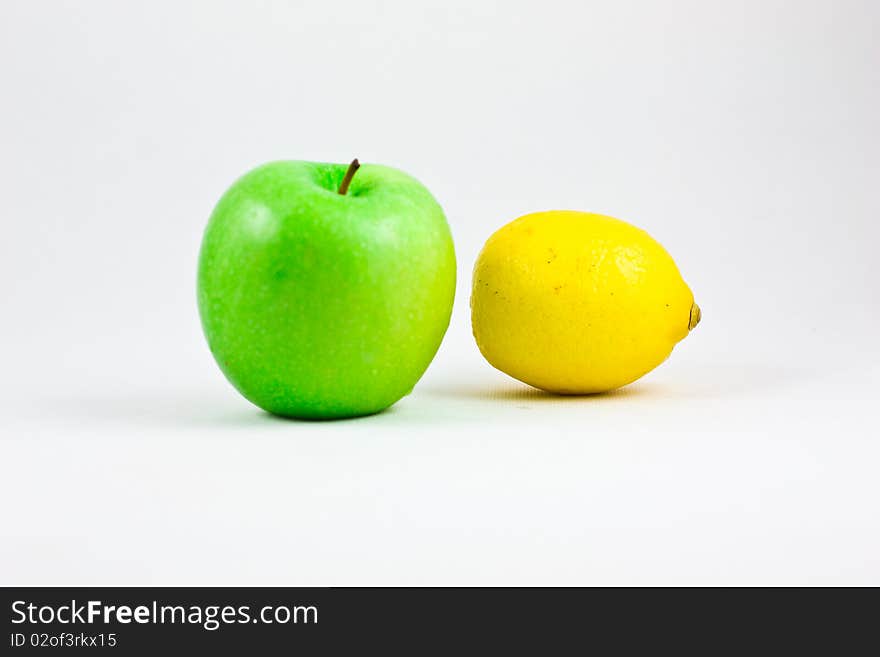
[424,380,662,403]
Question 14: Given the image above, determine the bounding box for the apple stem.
[337,158,360,195]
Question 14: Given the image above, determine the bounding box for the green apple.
[197,159,456,419]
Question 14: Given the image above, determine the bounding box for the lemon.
[471,210,700,393]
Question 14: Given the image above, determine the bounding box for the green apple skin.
[197,161,456,419]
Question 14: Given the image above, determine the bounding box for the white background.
[1,0,878,585]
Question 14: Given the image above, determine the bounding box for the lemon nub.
[688,303,701,331]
